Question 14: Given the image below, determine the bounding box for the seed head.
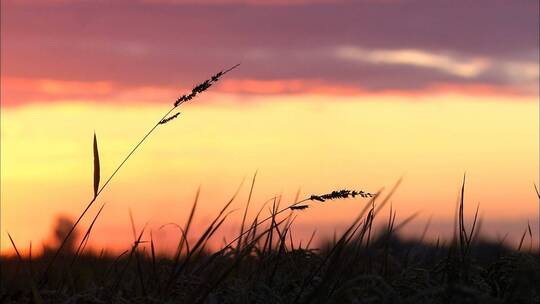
[309,189,373,203]
[159,112,181,125]
[174,64,240,107]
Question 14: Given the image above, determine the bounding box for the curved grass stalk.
[40,64,240,282]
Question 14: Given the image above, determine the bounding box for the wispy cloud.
[335,47,490,78]
[2,0,537,106]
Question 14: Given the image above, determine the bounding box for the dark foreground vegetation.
[2,191,539,304]
[2,67,538,303]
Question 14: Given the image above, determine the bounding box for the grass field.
[1,67,538,303]
[2,189,539,303]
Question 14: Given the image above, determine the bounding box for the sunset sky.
[1,0,538,254]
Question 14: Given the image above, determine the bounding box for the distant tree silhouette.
[44,215,79,255]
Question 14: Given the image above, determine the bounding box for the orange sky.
[1,0,538,255]
[2,91,538,254]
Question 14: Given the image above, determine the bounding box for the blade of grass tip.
[535,184,540,255]
[294,187,302,204]
[365,206,375,251]
[114,225,147,290]
[419,215,433,244]
[135,244,147,296]
[192,208,240,259]
[208,209,239,244]
[93,132,100,199]
[160,223,191,257]
[471,217,483,245]
[246,217,259,248]
[393,212,420,232]
[129,207,137,242]
[306,229,317,249]
[7,233,23,268]
[518,227,527,251]
[459,174,467,259]
[527,220,532,252]
[178,186,200,256]
[243,197,275,247]
[28,241,34,278]
[8,233,43,304]
[127,209,147,296]
[289,227,295,251]
[150,231,156,278]
[186,203,234,258]
[374,178,402,216]
[238,170,257,252]
[220,194,315,255]
[167,189,201,290]
[264,198,278,254]
[466,203,480,249]
[497,233,509,248]
[267,216,297,285]
[452,194,460,246]
[166,191,238,290]
[387,203,394,234]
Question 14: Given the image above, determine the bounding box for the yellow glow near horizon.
[1,92,538,254]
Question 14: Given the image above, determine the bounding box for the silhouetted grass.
[1,66,538,303]
[2,182,538,303]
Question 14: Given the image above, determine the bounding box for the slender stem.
[221,198,310,252]
[41,106,176,282]
[40,63,240,282]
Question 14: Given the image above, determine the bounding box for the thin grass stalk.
[150,231,156,280]
[42,65,239,283]
[193,221,286,304]
[458,174,467,262]
[392,212,420,232]
[221,198,311,252]
[113,227,146,290]
[305,229,317,250]
[70,203,106,268]
[528,221,533,252]
[126,209,148,296]
[294,193,381,304]
[7,233,43,304]
[160,223,191,257]
[131,219,148,297]
[383,208,397,277]
[267,216,296,285]
[535,183,540,255]
[237,171,257,253]
[264,199,278,254]
[172,189,244,278]
[419,215,433,244]
[303,216,369,303]
[165,191,238,289]
[518,227,528,251]
[289,228,295,251]
[177,187,200,259]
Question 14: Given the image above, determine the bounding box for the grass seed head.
[309,189,373,202]
[173,64,240,107]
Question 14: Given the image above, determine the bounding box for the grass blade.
[93,132,100,199]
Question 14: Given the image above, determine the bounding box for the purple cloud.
[1,0,538,105]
